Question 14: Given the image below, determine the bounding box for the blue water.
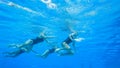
[0,0,120,68]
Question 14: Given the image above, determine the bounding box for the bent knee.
[62,42,71,49]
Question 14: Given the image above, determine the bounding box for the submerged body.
[4,32,54,57]
[40,32,78,58]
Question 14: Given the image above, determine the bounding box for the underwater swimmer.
[3,31,55,57]
[58,19,85,56]
[59,32,78,56]
[38,32,79,58]
[39,20,85,58]
[36,45,66,58]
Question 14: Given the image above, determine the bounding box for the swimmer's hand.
[36,54,46,59]
[74,38,85,42]
[45,36,56,39]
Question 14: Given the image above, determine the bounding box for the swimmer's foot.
[58,49,74,56]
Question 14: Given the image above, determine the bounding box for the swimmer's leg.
[18,39,33,52]
[40,50,50,58]
[58,49,74,56]
[24,39,33,45]
[3,49,24,57]
[62,42,71,49]
[8,39,33,49]
[40,48,56,58]
[45,36,56,39]
[55,48,74,56]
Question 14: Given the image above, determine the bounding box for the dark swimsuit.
[63,37,72,44]
[5,37,44,57]
[63,35,74,44]
[20,37,44,53]
[48,48,56,54]
[17,49,25,55]
[31,37,44,45]
[14,36,44,57]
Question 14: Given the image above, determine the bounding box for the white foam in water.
[40,0,57,9]
[47,3,57,9]
[1,1,45,17]
[41,0,51,4]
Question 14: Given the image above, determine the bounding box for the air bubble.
[8,2,14,6]
[47,3,57,9]
[41,0,51,4]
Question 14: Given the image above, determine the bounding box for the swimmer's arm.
[44,39,50,43]
[9,39,33,48]
[69,32,78,41]
[69,34,74,41]
[44,39,52,45]
[44,36,56,39]
[40,32,56,39]
[8,44,22,48]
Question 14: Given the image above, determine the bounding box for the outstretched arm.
[8,39,33,48]
[44,36,56,39]
[38,31,56,39]
[8,44,22,48]
[69,32,77,41]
